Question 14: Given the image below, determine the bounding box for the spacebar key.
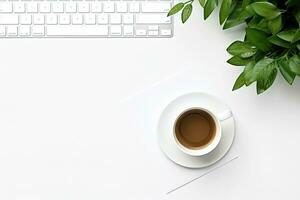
[47,26,109,36]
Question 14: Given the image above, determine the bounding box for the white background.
[1,5,300,200]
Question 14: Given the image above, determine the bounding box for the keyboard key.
[85,14,96,24]
[78,2,90,13]
[7,26,18,36]
[123,25,133,36]
[110,25,121,36]
[40,2,51,13]
[0,15,18,25]
[14,2,25,13]
[116,2,127,12]
[91,2,102,13]
[59,14,70,24]
[66,3,77,13]
[20,15,32,24]
[33,15,45,24]
[0,3,13,13]
[135,14,171,24]
[47,25,109,36]
[123,14,133,24]
[129,2,139,13]
[19,26,31,36]
[103,2,114,13]
[46,14,58,24]
[141,2,170,13]
[135,28,146,36]
[110,13,121,24]
[32,26,45,36]
[27,2,38,13]
[97,13,108,24]
[148,30,158,36]
[72,14,83,24]
[160,28,171,36]
[52,2,64,13]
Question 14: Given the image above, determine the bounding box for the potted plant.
[168,0,300,94]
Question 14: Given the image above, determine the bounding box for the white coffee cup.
[172,107,232,157]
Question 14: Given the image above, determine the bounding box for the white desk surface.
[1,9,300,200]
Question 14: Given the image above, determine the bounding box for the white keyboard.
[0,0,173,38]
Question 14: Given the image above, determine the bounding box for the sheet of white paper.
[116,70,239,199]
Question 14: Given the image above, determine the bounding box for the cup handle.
[216,110,232,122]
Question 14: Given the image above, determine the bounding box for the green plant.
[168,0,300,94]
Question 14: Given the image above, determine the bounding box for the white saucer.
[157,93,235,168]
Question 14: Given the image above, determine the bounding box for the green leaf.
[277,30,296,42]
[204,0,218,20]
[232,72,245,91]
[247,15,261,26]
[220,0,232,25]
[181,4,193,23]
[226,41,256,58]
[297,44,300,50]
[254,19,270,33]
[268,35,291,48]
[167,3,184,17]
[228,0,237,15]
[242,0,252,9]
[248,16,269,33]
[256,65,277,94]
[245,5,255,16]
[251,2,281,20]
[223,3,252,29]
[278,59,296,85]
[289,55,300,76]
[254,58,275,77]
[199,0,206,8]
[243,61,256,86]
[227,56,251,66]
[292,29,300,43]
[268,15,282,35]
[246,28,272,52]
[245,58,275,86]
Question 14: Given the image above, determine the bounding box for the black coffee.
[175,109,216,149]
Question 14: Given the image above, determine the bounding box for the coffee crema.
[174,109,216,150]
